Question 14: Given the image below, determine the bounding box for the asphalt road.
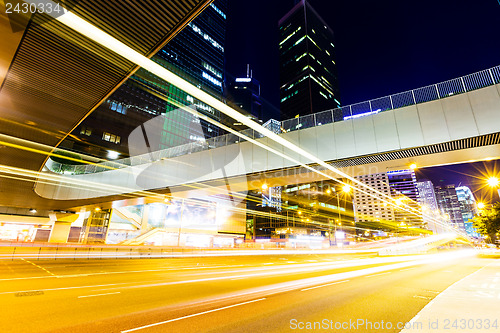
[0,251,493,332]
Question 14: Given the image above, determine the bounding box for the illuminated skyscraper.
[354,173,395,228]
[278,0,340,120]
[61,0,228,159]
[227,66,263,121]
[416,180,441,233]
[435,184,465,232]
[455,186,480,237]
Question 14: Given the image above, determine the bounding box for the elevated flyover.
[35,67,500,203]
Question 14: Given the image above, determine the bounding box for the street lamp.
[477,202,486,210]
[487,177,500,199]
[487,177,499,187]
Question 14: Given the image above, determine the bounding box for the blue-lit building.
[416,180,442,233]
[278,0,341,120]
[61,0,228,159]
[456,186,480,237]
[435,184,465,232]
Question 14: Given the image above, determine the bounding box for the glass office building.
[60,0,228,159]
[435,184,466,232]
[455,186,480,237]
[227,76,263,121]
[278,0,341,120]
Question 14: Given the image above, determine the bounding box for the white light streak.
[24,1,462,234]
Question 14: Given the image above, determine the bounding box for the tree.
[473,202,500,246]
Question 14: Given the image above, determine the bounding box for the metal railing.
[281,65,500,132]
[47,65,500,175]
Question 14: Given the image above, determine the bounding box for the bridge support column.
[49,221,72,243]
[48,213,79,243]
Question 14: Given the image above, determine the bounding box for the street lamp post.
[327,184,351,246]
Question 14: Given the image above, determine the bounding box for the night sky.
[224,0,500,202]
[226,0,500,119]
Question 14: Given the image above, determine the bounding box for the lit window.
[189,23,224,52]
[80,127,92,136]
[202,61,222,79]
[202,72,222,87]
[102,132,121,144]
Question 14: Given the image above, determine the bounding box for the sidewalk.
[401,260,500,332]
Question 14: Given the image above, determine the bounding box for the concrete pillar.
[48,212,79,243]
[48,221,72,243]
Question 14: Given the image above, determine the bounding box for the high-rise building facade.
[435,185,465,232]
[227,68,263,121]
[61,0,228,159]
[416,180,441,233]
[416,180,439,212]
[353,173,395,229]
[455,186,480,237]
[278,0,340,120]
[387,170,424,228]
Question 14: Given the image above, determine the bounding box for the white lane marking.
[0,282,130,295]
[78,292,121,298]
[413,295,432,300]
[400,267,416,272]
[121,298,266,332]
[301,280,349,291]
[365,272,391,278]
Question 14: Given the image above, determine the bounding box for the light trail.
[20,1,464,237]
[117,251,475,332]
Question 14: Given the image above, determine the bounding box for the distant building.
[353,173,395,230]
[227,66,263,120]
[435,185,465,232]
[262,119,282,134]
[387,170,424,228]
[416,180,439,212]
[416,180,442,233]
[455,186,480,237]
[278,0,340,120]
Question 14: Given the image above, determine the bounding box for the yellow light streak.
[25,2,462,236]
